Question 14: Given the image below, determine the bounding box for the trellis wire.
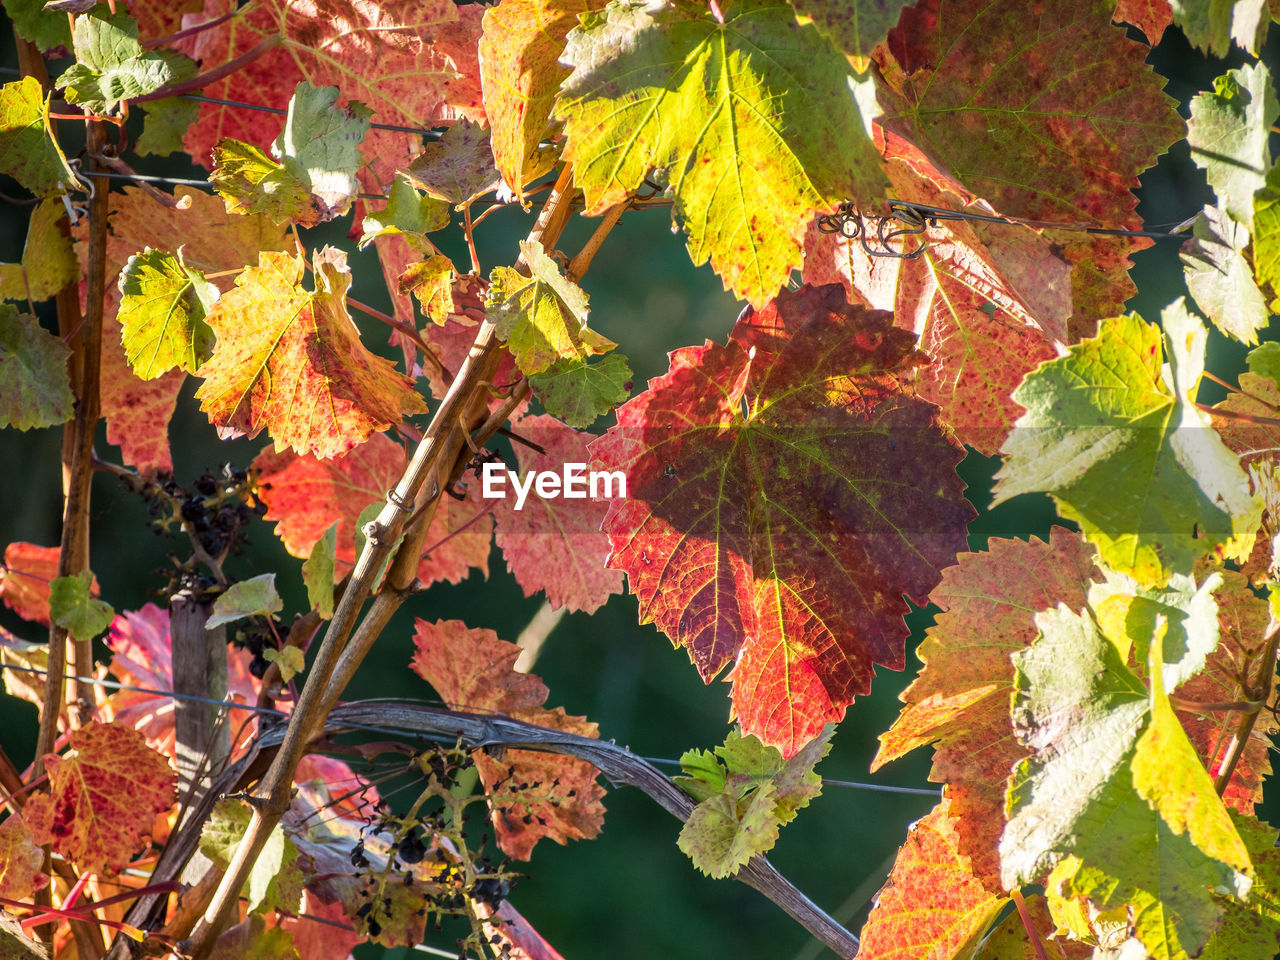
[1,664,940,797]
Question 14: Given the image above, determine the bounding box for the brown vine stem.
[1213,615,1280,796]
[565,201,625,282]
[1010,889,1050,960]
[1199,403,1280,427]
[183,165,581,960]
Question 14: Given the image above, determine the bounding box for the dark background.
[0,10,1272,960]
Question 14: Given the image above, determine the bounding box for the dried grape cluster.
[136,464,268,561]
[349,745,521,959]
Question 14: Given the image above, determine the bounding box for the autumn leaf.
[302,522,337,619]
[253,433,491,588]
[491,415,623,614]
[591,284,972,755]
[23,721,176,875]
[0,542,69,625]
[675,726,832,878]
[117,247,219,379]
[875,0,1182,226]
[0,816,45,900]
[994,305,1259,586]
[1113,0,1173,43]
[1188,64,1277,232]
[0,198,76,303]
[194,248,426,459]
[178,0,485,190]
[211,81,373,227]
[856,799,1006,960]
[56,10,196,114]
[410,618,606,860]
[209,914,301,960]
[478,0,606,201]
[1197,811,1280,960]
[554,0,887,307]
[488,240,615,376]
[0,77,77,197]
[785,0,910,59]
[872,528,1098,886]
[1000,604,1251,960]
[401,117,503,205]
[0,304,72,431]
[396,255,455,324]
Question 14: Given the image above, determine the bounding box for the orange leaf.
[0,816,46,900]
[0,543,100,626]
[194,248,427,459]
[410,619,606,860]
[23,721,176,876]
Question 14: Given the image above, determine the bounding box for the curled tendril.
[816,201,933,259]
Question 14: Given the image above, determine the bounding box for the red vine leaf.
[176,0,485,189]
[194,248,427,459]
[409,618,606,860]
[875,0,1182,226]
[1113,0,1173,43]
[23,721,176,875]
[0,816,46,900]
[872,528,1099,886]
[590,284,972,755]
[856,798,1006,960]
[0,542,63,625]
[492,414,623,614]
[253,433,490,589]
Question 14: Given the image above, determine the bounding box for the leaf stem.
[347,295,431,355]
[1010,889,1051,960]
[1200,402,1280,427]
[462,202,481,275]
[1213,615,1280,796]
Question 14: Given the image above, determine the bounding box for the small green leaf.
[0,77,76,197]
[210,138,315,225]
[56,11,196,114]
[0,303,72,430]
[49,572,113,643]
[1188,63,1277,230]
[200,800,303,915]
[1181,205,1269,344]
[529,352,631,428]
[1246,341,1280,385]
[262,646,305,684]
[488,240,615,376]
[359,174,449,249]
[678,783,780,878]
[0,199,76,304]
[118,247,219,379]
[397,255,455,325]
[4,0,71,53]
[136,97,201,157]
[206,574,283,629]
[302,522,337,619]
[1252,162,1280,304]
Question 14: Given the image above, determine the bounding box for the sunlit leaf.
[0,77,76,198]
[117,247,219,379]
[0,302,71,431]
[56,10,196,113]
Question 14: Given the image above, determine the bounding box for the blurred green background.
[0,11,1274,960]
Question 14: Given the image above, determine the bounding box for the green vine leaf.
[994,303,1260,586]
[1170,0,1270,58]
[302,522,337,620]
[200,800,304,915]
[117,248,219,379]
[358,174,449,250]
[554,0,886,307]
[55,10,196,114]
[0,304,72,431]
[49,572,114,643]
[206,574,283,630]
[528,352,632,428]
[1188,63,1277,231]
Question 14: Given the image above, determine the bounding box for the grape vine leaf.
[401,117,502,205]
[23,721,176,875]
[178,0,485,190]
[0,303,72,431]
[0,198,75,303]
[591,283,972,755]
[674,726,833,878]
[491,414,623,614]
[211,82,373,227]
[478,0,605,202]
[1252,163,1280,301]
[206,574,284,629]
[872,528,1099,886]
[488,240,616,376]
[49,572,114,642]
[3,0,70,52]
[209,914,301,960]
[358,175,450,249]
[994,304,1259,586]
[0,542,98,626]
[253,433,491,588]
[1181,204,1270,344]
[302,522,337,619]
[1187,64,1277,232]
[527,352,632,429]
[0,77,76,198]
[409,618,607,860]
[1197,811,1280,960]
[194,248,427,459]
[875,0,1182,226]
[136,96,202,157]
[553,0,887,307]
[856,799,1006,960]
[0,816,45,900]
[784,0,910,60]
[802,153,1068,455]
[1170,0,1271,57]
[1113,0,1174,43]
[201,799,305,914]
[263,646,305,683]
[396,254,455,325]
[1000,604,1251,960]
[117,247,219,379]
[56,10,196,114]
